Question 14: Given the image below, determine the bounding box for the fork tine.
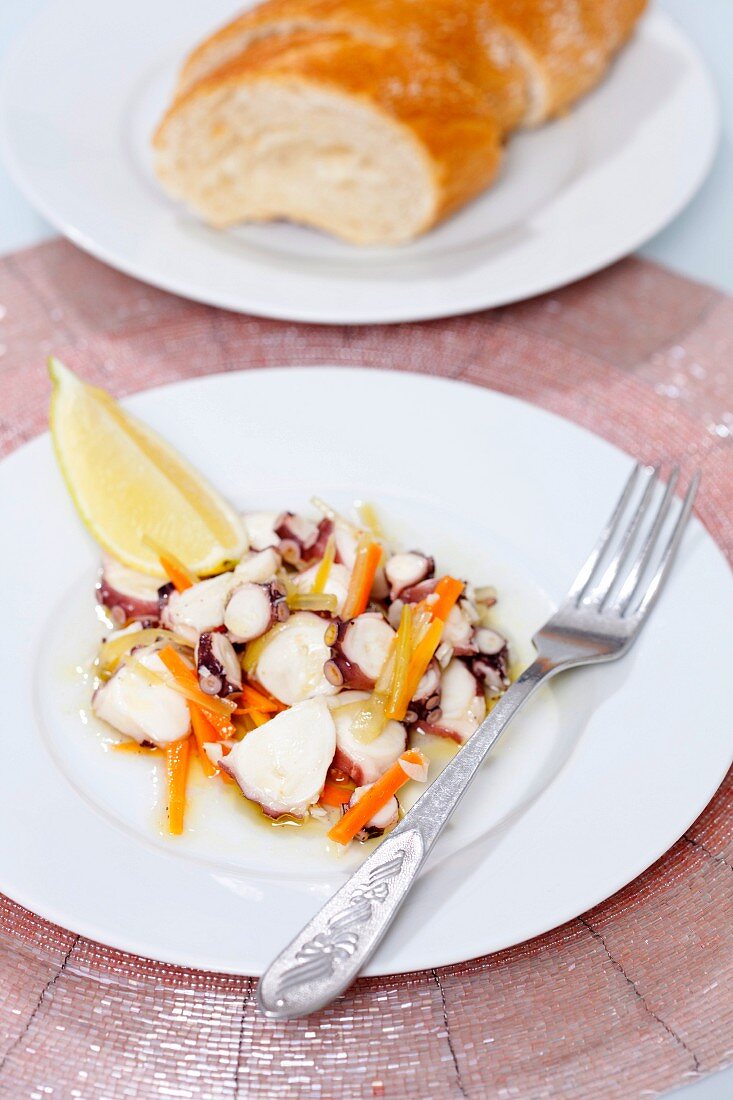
[567,463,640,600]
[613,466,679,614]
[585,466,659,607]
[634,471,700,620]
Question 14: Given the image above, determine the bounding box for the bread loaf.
[175,0,529,133]
[153,0,648,244]
[153,32,502,245]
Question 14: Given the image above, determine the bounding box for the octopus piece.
[384,551,435,600]
[92,644,190,747]
[471,627,510,696]
[441,603,477,657]
[224,581,289,643]
[274,512,321,566]
[328,691,407,785]
[241,511,280,551]
[416,659,486,744]
[233,546,281,584]
[346,786,399,841]
[405,659,442,724]
[307,518,335,563]
[399,576,439,605]
[161,571,238,645]
[295,561,351,616]
[221,697,336,818]
[97,555,163,626]
[324,612,395,690]
[252,611,339,705]
[195,631,242,695]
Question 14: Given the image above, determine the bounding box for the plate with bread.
[0,0,719,323]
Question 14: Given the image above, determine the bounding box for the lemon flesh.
[49,358,247,577]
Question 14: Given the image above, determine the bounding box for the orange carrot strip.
[165,735,192,835]
[393,618,446,721]
[143,536,198,591]
[342,540,382,620]
[189,704,219,777]
[249,710,270,728]
[160,556,194,593]
[239,684,285,713]
[158,646,236,737]
[328,749,425,845]
[320,780,355,808]
[428,576,464,622]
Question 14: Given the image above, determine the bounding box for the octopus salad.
[92,502,512,847]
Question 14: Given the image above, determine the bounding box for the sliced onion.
[98,628,192,675]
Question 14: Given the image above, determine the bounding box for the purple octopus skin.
[224,580,289,643]
[196,631,242,696]
[324,620,375,691]
[323,613,395,691]
[275,513,332,567]
[384,551,435,600]
[404,659,442,725]
[96,573,164,627]
[470,628,510,695]
[399,576,439,605]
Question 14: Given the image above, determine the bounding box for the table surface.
[0,3,731,1098]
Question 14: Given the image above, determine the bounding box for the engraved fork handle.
[257,657,558,1019]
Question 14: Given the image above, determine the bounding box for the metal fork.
[257,464,700,1019]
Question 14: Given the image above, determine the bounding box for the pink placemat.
[0,240,731,1099]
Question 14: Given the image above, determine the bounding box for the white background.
[0,3,731,1097]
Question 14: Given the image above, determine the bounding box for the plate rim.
[0,5,721,325]
[1,364,731,975]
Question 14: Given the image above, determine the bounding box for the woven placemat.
[0,240,731,1099]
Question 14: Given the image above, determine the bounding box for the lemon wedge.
[49,358,247,577]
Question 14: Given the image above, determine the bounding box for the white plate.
[1,367,731,976]
[0,2,719,325]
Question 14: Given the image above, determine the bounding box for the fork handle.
[257,658,556,1019]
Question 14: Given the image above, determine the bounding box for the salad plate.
[0,1,719,324]
[3,366,732,976]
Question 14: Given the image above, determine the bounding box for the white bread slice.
[175,0,529,133]
[153,33,502,245]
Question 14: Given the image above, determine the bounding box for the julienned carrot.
[160,554,196,593]
[112,741,161,755]
[320,779,355,808]
[239,684,286,713]
[158,646,236,737]
[328,749,426,845]
[396,618,445,720]
[249,710,270,728]
[342,539,383,620]
[165,735,192,835]
[429,576,465,622]
[143,536,198,592]
[189,703,219,777]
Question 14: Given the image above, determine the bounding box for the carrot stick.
[428,576,464,622]
[239,684,285,713]
[249,710,270,728]
[143,536,198,592]
[189,703,219,777]
[328,749,426,845]
[320,779,354,808]
[342,539,382,620]
[165,735,192,835]
[158,646,236,737]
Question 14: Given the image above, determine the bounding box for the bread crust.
[154,32,502,242]
[176,0,529,132]
[479,0,648,123]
